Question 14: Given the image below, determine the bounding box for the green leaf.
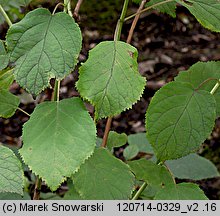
[19,97,96,191]
[0,89,20,118]
[73,148,135,199]
[6,8,82,95]
[176,0,220,32]
[107,131,127,151]
[123,144,139,160]
[0,40,9,70]
[146,81,216,161]
[175,61,220,116]
[166,153,220,180]
[0,192,30,200]
[146,0,177,18]
[64,183,83,200]
[128,133,154,154]
[0,145,24,195]
[155,183,208,200]
[76,41,146,120]
[128,159,174,188]
[0,69,14,90]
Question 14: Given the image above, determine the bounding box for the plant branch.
[17,107,30,117]
[210,79,220,95]
[74,0,83,19]
[0,4,12,26]
[127,0,147,44]
[52,80,60,102]
[114,0,130,41]
[124,0,174,22]
[33,176,42,200]
[101,117,112,148]
[132,182,148,200]
[52,2,64,15]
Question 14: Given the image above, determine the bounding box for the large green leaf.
[146,0,176,18]
[0,145,24,195]
[6,8,82,95]
[155,183,208,200]
[128,159,174,188]
[0,89,20,118]
[0,69,14,90]
[146,81,216,161]
[19,97,96,191]
[107,131,127,151]
[176,0,220,32]
[73,148,135,199]
[0,40,9,70]
[76,41,146,120]
[166,153,220,180]
[175,61,220,116]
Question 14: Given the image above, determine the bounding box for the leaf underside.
[176,0,220,32]
[166,153,220,180]
[146,0,177,18]
[0,40,9,70]
[0,145,24,195]
[146,81,216,161]
[0,89,20,118]
[76,41,146,120]
[175,61,220,116]
[73,148,135,200]
[19,97,96,191]
[6,8,82,95]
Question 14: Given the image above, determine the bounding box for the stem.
[210,79,220,95]
[64,0,73,16]
[52,3,64,15]
[33,177,42,200]
[17,107,30,117]
[0,4,12,26]
[74,0,83,18]
[52,80,60,102]
[101,117,113,148]
[114,0,129,41]
[127,0,146,44]
[124,0,174,22]
[132,182,148,200]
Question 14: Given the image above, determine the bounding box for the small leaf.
[107,131,127,151]
[73,148,135,200]
[19,97,96,191]
[0,40,9,70]
[0,145,24,195]
[146,81,216,161]
[176,0,220,32]
[6,8,82,95]
[0,69,14,90]
[175,61,220,116]
[128,159,174,189]
[0,89,20,118]
[64,183,83,200]
[166,153,220,180]
[146,0,177,18]
[76,41,146,120]
[128,133,154,154]
[123,144,139,160]
[155,183,208,200]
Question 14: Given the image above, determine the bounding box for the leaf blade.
[19,97,96,191]
[76,41,146,120]
[146,81,216,161]
[6,8,82,95]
